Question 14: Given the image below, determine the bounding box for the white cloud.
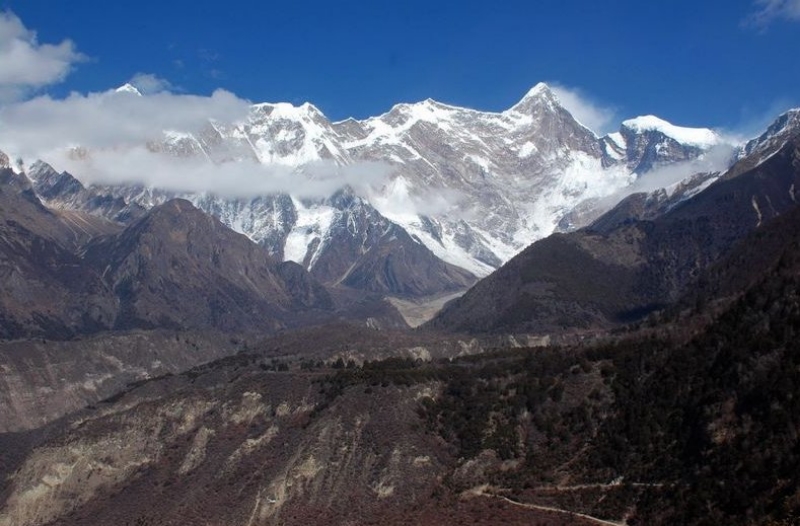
[627,144,736,194]
[369,175,467,219]
[128,73,173,94]
[0,87,252,157]
[0,11,84,96]
[747,0,800,26]
[548,83,617,135]
[579,144,737,225]
[53,149,392,200]
[0,85,394,200]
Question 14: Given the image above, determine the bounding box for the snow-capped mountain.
[27,83,733,296]
[429,108,800,334]
[610,115,723,173]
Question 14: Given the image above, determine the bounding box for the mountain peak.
[152,197,199,216]
[621,115,720,148]
[622,114,670,130]
[133,198,205,230]
[523,82,555,99]
[298,101,324,115]
[764,108,800,136]
[741,107,800,159]
[508,82,560,114]
[387,98,449,113]
[251,101,325,119]
[27,159,58,180]
[422,97,441,106]
[115,83,142,96]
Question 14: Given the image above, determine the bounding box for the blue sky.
[0,0,799,134]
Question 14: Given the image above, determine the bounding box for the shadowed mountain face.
[0,173,404,340]
[428,128,800,335]
[295,189,477,297]
[0,177,407,433]
[82,198,335,333]
[683,204,800,309]
[0,169,118,339]
[27,161,478,299]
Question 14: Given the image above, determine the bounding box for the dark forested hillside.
[417,220,800,524]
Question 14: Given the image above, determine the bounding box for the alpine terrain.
[22,83,731,303]
[2,79,800,526]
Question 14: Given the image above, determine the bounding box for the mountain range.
[21,82,733,301]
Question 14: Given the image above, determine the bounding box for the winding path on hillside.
[474,487,627,526]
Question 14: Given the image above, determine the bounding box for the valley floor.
[386,290,466,328]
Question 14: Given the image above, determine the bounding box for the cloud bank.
[0,87,251,158]
[55,149,393,200]
[628,144,737,194]
[0,85,393,200]
[0,4,397,204]
[579,144,737,227]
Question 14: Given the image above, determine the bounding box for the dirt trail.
[472,487,627,526]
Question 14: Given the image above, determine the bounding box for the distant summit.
[621,115,721,148]
[114,83,142,96]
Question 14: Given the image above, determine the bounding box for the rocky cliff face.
[0,343,613,526]
[0,363,450,526]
